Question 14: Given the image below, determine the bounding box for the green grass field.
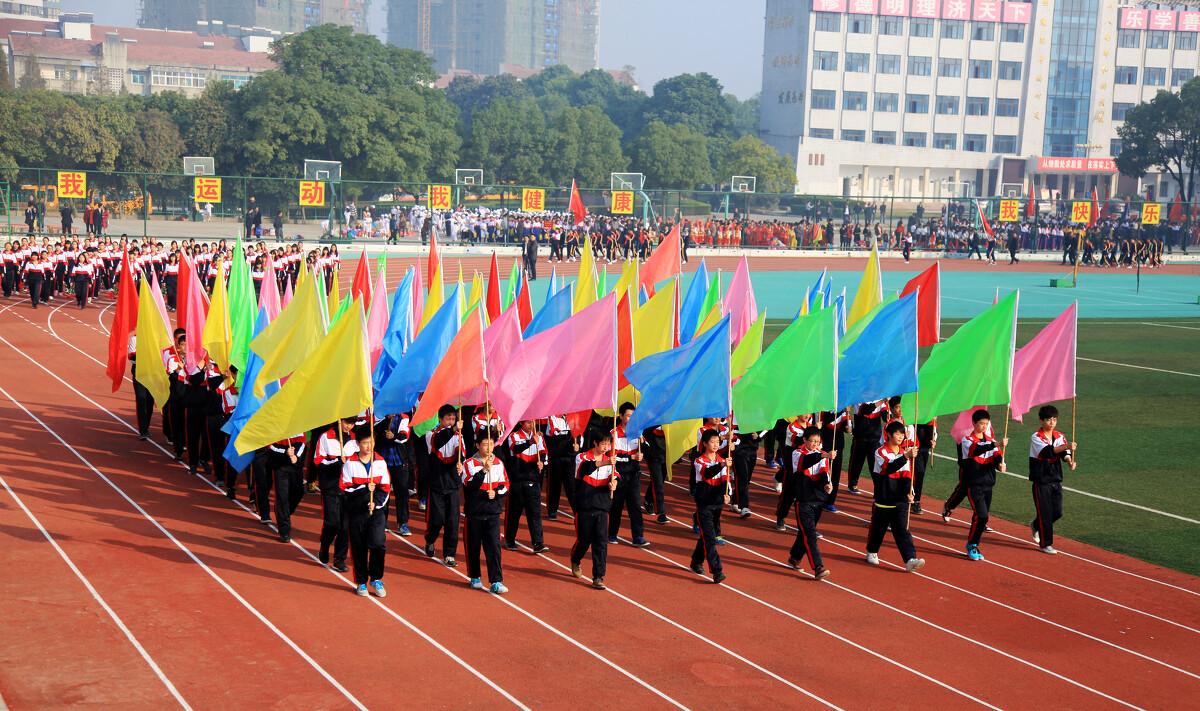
[763,317,1200,576]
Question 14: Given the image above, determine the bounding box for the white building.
[760,0,1198,202]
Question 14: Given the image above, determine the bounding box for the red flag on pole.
[1088,188,1099,228]
[351,249,372,304]
[900,262,941,347]
[106,249,138,392]
[516,266,533,331]
[569,178,588,226]
[976,200,994,237]
[1169,193,1184,222]
[639,223,681,294]
[1026,183,1036,218]
[486,251,502,322]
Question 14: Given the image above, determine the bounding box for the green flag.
[901,291,1018,424]
[227,238,256,372]
[733,307,838,431]
[504,259,520,309]
[699,273,720,320]
[731,310,766,380]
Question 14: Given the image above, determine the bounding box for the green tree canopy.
[716,134,796,193]
[630,121,713,189]
[1116,78,1200,206]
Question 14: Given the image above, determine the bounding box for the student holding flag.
[788,427,834,579]
[462,428,509,593]
[571,432,619,590]
[1029,405,1076,555]
[314,418,358,572]
[544,414,579,521]
[690,429,730,584]
[866,421,925,572]
[504,420,550,553]
[608,403,650,548]
[424,405,464,567]
[341,427,390,597]
[375,412,413,537]
[960,410,1006,561]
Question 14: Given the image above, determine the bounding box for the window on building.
[998,61,1022,80]
[1173,68,1195,86]
[150,68,206,88]
[1117,29,1140,48]
[877,54,900,74]
[903,132,927,147]
[872,131,897,145]
[1110,138,1123,155]
[815,51,838,71]
[1115,66,1138,84]
[1001,23,1025,43]
[842,129,866,142]
[875,92,899,112]
[880,16,903,35]
[220,74,249,88]
[906,93,929,113]
[809,128,834,139]
[848,14,872,33]
[846,52,870,72]
[1144,67,1166,86]
[1179,32,1198,50]
[971,22,994,41]
[993,135,1018,153]
[909,56,932,76]
[811,89,836,110]
[843,91,868,110]
[130,70,147,85]
[938,57,962,77]
[933,132,957,149]
[1146,31,1169,49]
[910,18,933,37]
[815,13,841,31]
[995,98,1019,116]
[942,20,964,39]
[969,59,992,79]
[1111,102,1132,121]
[963,134,987,152]
[966,96,989,116]
[935,95,960,115]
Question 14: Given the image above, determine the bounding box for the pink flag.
[492,293,617,440]
[181,254,210,367]
[458,302,524,406]
[1011,303,1077,423]
[148,269,170,332]
[950,406,996,442]
[412,258,425,337]
[259,257,282,320]
[366,267,390,370]
[281,278,294,310]
[721,256,758,346]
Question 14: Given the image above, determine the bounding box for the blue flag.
[837,292,918,409]
[374,285,460,414]
[625,315,731,435]
[678,259,709,344]
[373,267,415,389]
[222,308,278,473]
[523,283,573,339]
[546,267,559,301]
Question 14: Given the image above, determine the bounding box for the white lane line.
[1077,356,1200,378]
[1141,321,1200,331]
[0,473,192,709]
[0,385,368,711]
[0,335,531,710]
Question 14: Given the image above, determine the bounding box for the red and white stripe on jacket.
[792,445,830,481]
[341,454,391,507]
[462,456,509,492]
[784,416,813,448]
[269,435,306,457]
[218,382,239,415]
[314,428,358,464]
[426,425,462,464]
[613,425,639,464]
[1029,430,1066,459]
[575,450,616,487]
[509,429,545,463]
[960,433,1002,465]
[692,453,730,488]
[874,445,912,478]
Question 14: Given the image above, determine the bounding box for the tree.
[122,108,186,174]
[629,121,712,189]
[644,73,730,138]
[1116,78,1200,209]
[716,134,795,193]
[18,55,46,90]
[567,69,647,140]
[446,73,533,136]
[543,105,627,186]
[461,96,547,184]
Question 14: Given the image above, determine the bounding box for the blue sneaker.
[469,577,483,590]
[398,524,412,537]
[355,583,368,596]
[607,536,618,545]
[966,544,984,561]
[822,504,838,513]
[715,536,728,546]
[490,581,509,594]
[370,580,386,598]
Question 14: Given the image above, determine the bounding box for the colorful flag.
[351,249,372,304]
[678,259,709,344]
[900,262,941,347]
[976,200,994,238]
[106,249,137,391]
[733,308,838,431]
[1011,303,1077,422]
[569,178,587,225]
[373,267,415,389]
[251,271,327,395]
[504,258,520,310]
[847,247,882,327]
[375,285,460,414]
[134,279,173,408]
[524,283,573,339]
[573,237,597,313]
[516,267,533,331]
[722,256,758,346]
[625,315,731,434]
[640,224,681,293]
[221,309,278,472]
[202,258,232,373]
[366,266,390,370]
[450,299,524,416]
[412,305,486,426]
[486,251,502,322]
[421,259,444,330]
[633,283,676,361]
[731,310,765,381]
[837,292,918,409]
[179,254,210,367]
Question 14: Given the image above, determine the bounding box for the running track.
[0,280,1197,707]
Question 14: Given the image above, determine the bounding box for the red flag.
[569,178,587,226]
[1170,193,1184,222]
[486,251,502,322]
[639,223,681,293]
[516,267,533,331]
[976,200,994,238]
[176,254,191,333]
[1025,183,1036,218]
[900,262,941,347]
[616,292,633,389]
[1088,188,1099,228]
[411,306,486,426]
[351,249,372,304]
[105,249,138,392]
[565,410,591,438]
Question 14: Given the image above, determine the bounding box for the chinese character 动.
[299,181,325,207]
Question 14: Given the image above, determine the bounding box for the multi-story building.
[388,0,599,76]
[140,0,369,36]
[0,0,58,21]
[3,13,276,96]
[760,0,1197,201]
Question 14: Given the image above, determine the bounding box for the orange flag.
[569,179,588,226]
[639,224,681,294]
[106,249,138,391]
[412,305,486,425]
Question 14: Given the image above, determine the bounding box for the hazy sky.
[61,0,765,98]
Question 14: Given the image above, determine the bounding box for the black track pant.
[789,501,824,569]
[913,448,931,504]
[732,450,756,511]
[505,479,544,547]
[348,505,387,585]
[467,515,503,583]
[642,457,667,516]
[389,465,410,526]
[966,484,993,546]
[133,380,154,436]
[546,455,575,516]
[846,436,874,489]
[607,469,644,540]
[866,503,917,562]
[1030,481,1063,548]
[571,509,608,579]
[319,466,349,564]
[425,487,461,557]
[691,504,723,575]
[273,462,305,538]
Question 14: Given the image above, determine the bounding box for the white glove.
[775,482,783,493]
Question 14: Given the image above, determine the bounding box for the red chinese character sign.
[1070,201,1091,224]
[428,185,453,210]
[521,188,545,212]
[910,0,937,19]
[194,177,222,203]
[1002,1,1029,23]
[298,180,326,207]
[610,191,635,215]
[1141,203,1161,225]
[57,171,86,200]
[998,199,1019,222]
[973,0,1000,22]
[879,0,908,15]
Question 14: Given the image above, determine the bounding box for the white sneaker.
[905,558,926,572]
[1032,529,1041,545]
[865,552,879,566]
[1040,546,1058,555]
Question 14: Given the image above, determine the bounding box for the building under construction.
[140,0,369,36]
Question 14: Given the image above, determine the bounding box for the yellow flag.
[663,420,700,469]
[296,257,310,295]
[201,260,231,372]
[235,299,372,454]
[573,238,597,313]
[456,263,467,324]
[847,247,883,327]
[250,274,328,396]
[421,262,444,329]
[695,301,723,337]
[327,272,340,322]
[135,281,173,407]
[468,270,486,323]
[632,284,675,361]
[731,310,766,380]
[611,259,638,303]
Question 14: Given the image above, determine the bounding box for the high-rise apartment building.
[387,0,599,76]
[0,0,58,21]
[760,0,1195,201]
[140,0,369,35]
